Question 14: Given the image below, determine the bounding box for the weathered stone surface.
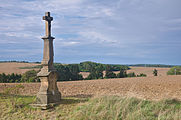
[36,12,61,107]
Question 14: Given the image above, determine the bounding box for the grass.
[69,96,181,120]
[0,94,181,120]
[0,93,89,120]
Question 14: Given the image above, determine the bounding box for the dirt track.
[0,75,181,100]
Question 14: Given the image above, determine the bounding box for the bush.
[21,70,40,82]
[153,69,158,76]
[167,66,181,75]
[137,73,147,77]
[127,72,136,77]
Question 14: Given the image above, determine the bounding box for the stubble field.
[0,62,40,74]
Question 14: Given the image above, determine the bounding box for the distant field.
[127,66,170,76]
[0,62,40,74]
[81,67,170,78]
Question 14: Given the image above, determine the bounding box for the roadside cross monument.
[36,12,61,108]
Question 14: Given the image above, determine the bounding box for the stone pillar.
[35,12,61,108]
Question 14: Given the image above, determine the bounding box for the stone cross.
[35,12,61,109]
[43,12,53,37]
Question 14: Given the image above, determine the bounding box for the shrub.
[137,73,147,77]
[127,72,136,77]
[153,69,158,76]
[21,70,40,82]
[167,66,181,75]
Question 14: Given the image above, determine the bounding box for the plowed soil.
[1,75,181,100]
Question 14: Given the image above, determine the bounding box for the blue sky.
[0,0,181,65]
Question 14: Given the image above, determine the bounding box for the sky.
[0,0,181,65]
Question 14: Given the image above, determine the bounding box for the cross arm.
[43,16,53,22]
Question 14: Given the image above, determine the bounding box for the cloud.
[0,0,181,64]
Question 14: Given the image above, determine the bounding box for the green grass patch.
[0,94,181,120]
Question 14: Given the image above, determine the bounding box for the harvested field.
[0,62,40,74]
[127,66,170,76]
[81,66,170,78]
[0,75,181,100]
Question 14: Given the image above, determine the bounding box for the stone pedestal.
[36,70,61,105]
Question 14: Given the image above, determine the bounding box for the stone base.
[36,92,61,105]
[30,103,57,110]
[36,70,61,109]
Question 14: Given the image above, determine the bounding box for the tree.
[86,65,104,80]
[127,72,136,77]
[68,64,83,80]
[56,64,71,81]
[21,70,39,82]
[105,65,117,78]
[167,66,181,75]
[153,69,158,76]
[1,73,7,83]
[117,68,127,78]
[0,73,22,83]
[55,64,83,81]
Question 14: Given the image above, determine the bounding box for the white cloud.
[0,0,181,64]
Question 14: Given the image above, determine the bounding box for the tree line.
[0,70,39,83]
[1,62,181,83]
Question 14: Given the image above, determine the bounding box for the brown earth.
[1,75,181,101]
[0,62,40,74]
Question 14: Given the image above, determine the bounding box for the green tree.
[153,69,158,76]
[0,73,22,83]
[127,72,136,77]
[117,68,127,78]
[55,64,71,81]
[68,64,83,80]
[21,70,39,82]
[55,64,83,81]
[105,65,117,78]
[86,65,104,80]
[167,66,181,75]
